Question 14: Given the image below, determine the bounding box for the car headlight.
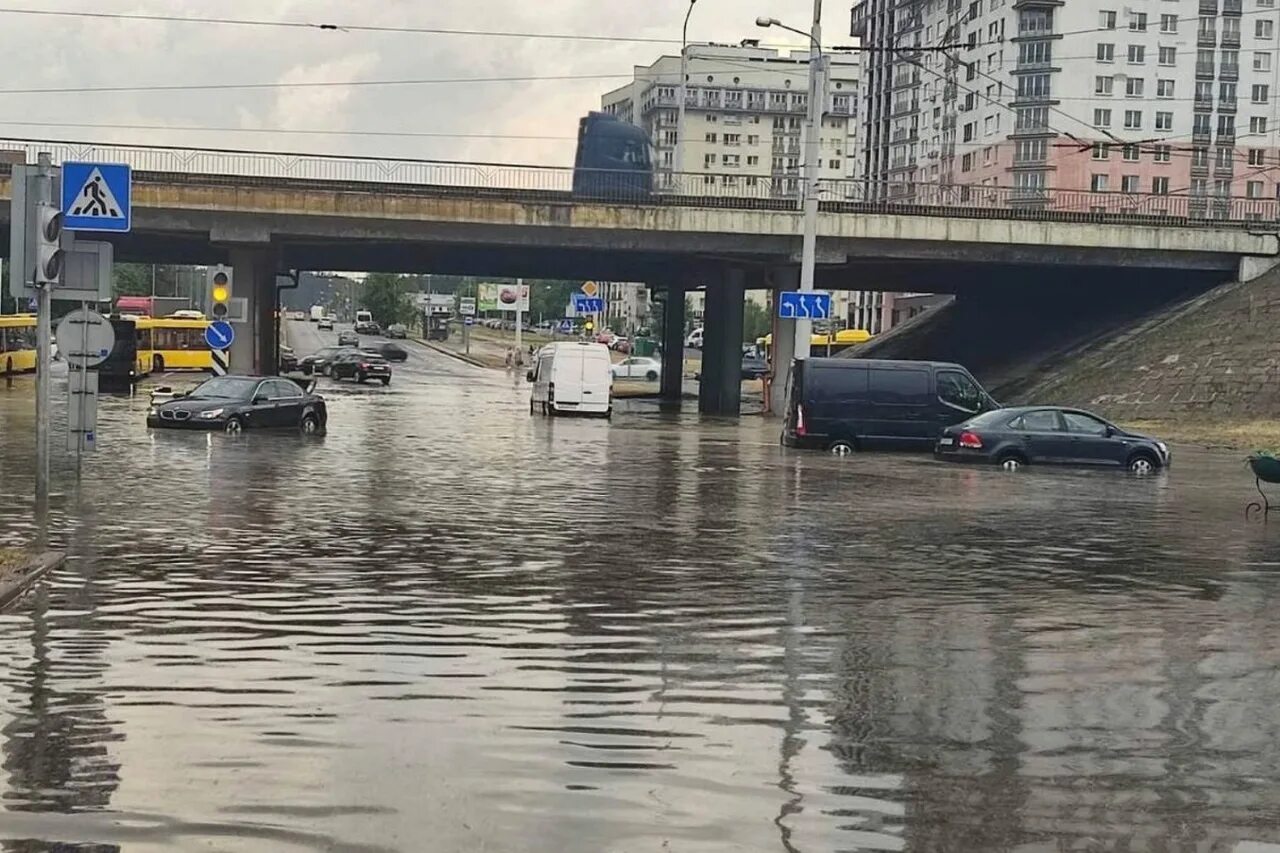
[147,407,157,417]
[1157,441,1168,455]
[198,408,225,419]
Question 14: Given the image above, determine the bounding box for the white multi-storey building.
[853,0,1280,216]
[601,41,860,196]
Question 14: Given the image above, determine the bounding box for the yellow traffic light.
[212,284,229,303]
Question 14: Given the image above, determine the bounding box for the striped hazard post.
[204,321,235,376]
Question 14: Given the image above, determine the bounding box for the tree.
[360,273,415,326]
[743,299,770,343]
[112,263,153,298]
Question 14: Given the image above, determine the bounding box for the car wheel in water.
[300,413,320,435]
[646,371,658,381]
[998,454,1025,472]
[1128,454,1157,475]
[828,441,855,456]
[356,372,366,384]
[380,377,390,386]
[223,416,244,434]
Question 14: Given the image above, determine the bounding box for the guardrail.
[1,137,1277,227]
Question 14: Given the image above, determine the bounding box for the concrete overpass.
[3,139,1278,415]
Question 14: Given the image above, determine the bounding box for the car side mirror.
[253,394,269,404]
[1105,425,1118,437]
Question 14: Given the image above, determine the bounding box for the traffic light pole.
[34,152,52,507]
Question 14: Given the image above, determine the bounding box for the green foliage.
[112,263,153,298]
[360,273,416,326]
[743,299,770,342]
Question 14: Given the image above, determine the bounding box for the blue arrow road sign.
[61,162,132,233]
[572,295,605,314]
[777,291,832,320]
[204,320,235,350]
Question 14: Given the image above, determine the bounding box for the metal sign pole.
[76,300,89,474]
[34,153,52,507]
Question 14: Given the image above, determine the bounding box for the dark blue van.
[572,112,653,199]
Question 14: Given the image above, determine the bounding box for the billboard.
[478,282,529,313]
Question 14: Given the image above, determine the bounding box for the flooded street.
[1,326,1279,851]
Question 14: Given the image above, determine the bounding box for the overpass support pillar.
[768,267,798,418]
[699,267,746,416]
[659,284,686,402]
[228,245,280,376]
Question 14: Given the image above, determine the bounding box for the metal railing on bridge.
[2,137,1277,228]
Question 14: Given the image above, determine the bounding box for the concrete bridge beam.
[227,245,279,376]
[659,283,686,403]
[698,267,747,416]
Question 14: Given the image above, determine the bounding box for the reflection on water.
[1,364,1280,852]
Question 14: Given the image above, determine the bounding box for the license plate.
[938,437,954,446]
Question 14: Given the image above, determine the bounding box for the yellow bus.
[757,328,872,360]
[0,314,38,375]
[134,316,213,373]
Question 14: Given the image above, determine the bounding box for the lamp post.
[675,0,698,186]
[757,1,824,369]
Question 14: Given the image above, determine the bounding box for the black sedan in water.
[370,342,408,362]
[329,351,392,385]
[935,406,1169,473]
[299,346,354,375]
[147,375,327,434]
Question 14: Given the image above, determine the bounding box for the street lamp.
[757,1,824,370]
[675,0,698,184]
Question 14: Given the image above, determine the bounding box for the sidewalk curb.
[0,551,65,612]
[411,337,494,370]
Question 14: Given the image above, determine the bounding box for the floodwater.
[1,324,1279,851]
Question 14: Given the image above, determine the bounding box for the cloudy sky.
[0,0,847,166]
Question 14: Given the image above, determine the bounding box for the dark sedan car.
[147,375,327,434]
[741,351,768,380]
[372,342,408,362]
[330,351,392,385]
[299,346,354,376]
[935,406,1169,474]
[337,330,360,347]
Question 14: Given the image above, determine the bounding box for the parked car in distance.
[783,358,998,454]
[300,346,353,376]
[329,351,392,385]
[612,356,661,381]
[385,323,407,339]
[371,342,408,362]
[595,331,616,346]
[936,406,1170,473]
[741,350,768,380]
[354,321,382,336]
[528,342,612,417]
[337,330,359,347]
[147,375,326,434]
[685,327,704,349]
[317,316,335,331]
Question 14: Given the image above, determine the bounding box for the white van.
[528,342,613,417]
[355,310,373,325]
[685,327,704,349]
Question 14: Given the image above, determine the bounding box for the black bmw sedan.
[935,406,1169,474]
[147,375,327,434]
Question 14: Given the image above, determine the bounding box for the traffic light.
[584,320,595,333]
[34,201,63,286]
[208,266,233,320]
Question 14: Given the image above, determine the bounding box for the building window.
[1155,111,1173,130]
[1194,113,1212,134]
[1123,144,1140,161]
[1161,14,1177,34]
[1018,74,1051,98]
[961,152,974,171]
[985,115,997,135]
[724,133,740,146]
[1122,175,1140,193]
[1091,174,1110,191]
[1254,84,1270,104]
[1015,139,1047,162]
[723,154,740,167]
[1159,46,1176,65]
[1015,107,1047,131]
[1249,181,1264,198]
[1129,12,1147,31]
[1215,179,1231,197]
[1259,19,1274,38]
[705,133,717,143]
[1097,43,1115,62]
[963,121,975,141]
[1100,10,1116,29]
[1094,108,1112,128]
[1128,45,1146,64]
[747,134,759,145]
[1192,146,1209,167]
[1222,49,1240,72]
[704,153,716,167]
[1191,178,1207,196]
[1153,145,1171,163]
[1250,148,1266,165]
[1095,75,1114,95]
[1152,176,1170,194]
[1255,51,1273,71]
[1157,79,1175,97]
[1222,81,1237,102]
[829,159,841,169]
[1092,143,1111,160]
[747,155,759,166]
[1019,41,1051,65]
[1124,109,1143,129]
[1249,115,1268,134]
[1220,114,1237,134]
[1126,77,1145,97]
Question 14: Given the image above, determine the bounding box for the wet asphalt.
[0,321,1279,851]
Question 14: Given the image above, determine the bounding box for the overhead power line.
[0,119,574,141]
[0,73,629,97]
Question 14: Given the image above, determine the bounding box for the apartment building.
[852,0,1280,213]
[601,42,860,196]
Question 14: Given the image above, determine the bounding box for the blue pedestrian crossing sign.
[204,320,235,350]
[559,319,574,333]
[61,162,132,232]
[777,291,832,320]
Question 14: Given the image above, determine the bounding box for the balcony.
[1219,97,1238,113]
[1196,62,1216,79]
[1221,63,1240,81]
[891,128,920,143]
[1194,95,1214,110]
[1222,30,1241,48]
[1223,0,1242,14]
[1217,130,1237,144]
[1192,128,1213,144]
[892,73,921,90]
[1200,0,1217,12]
[891,100,920,117]
[1198,29,1217,47]
[1214,162,1236,177]
[1191,162,1210,177]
